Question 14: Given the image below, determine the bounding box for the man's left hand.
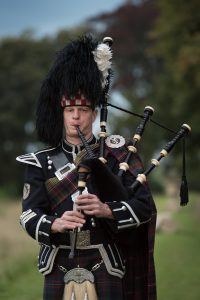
[75,193,113,219]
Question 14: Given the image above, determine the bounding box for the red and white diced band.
[61,95,91,107]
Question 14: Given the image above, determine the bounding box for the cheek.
[63,113,70,129]
[88,115,95,127]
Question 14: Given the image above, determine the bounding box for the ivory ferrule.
[182,123,191,132]
[144,106,154,114]
[100,121,107,127]
[78,167,91,174]
[119,162,129,171]
[78,181,87,188]
[128,145,137,153]
[99,157,107,164]
[98,131,108,138]
[151,159,160,167]
[160,149,168,157]
[133,134,141,141]
[136,174,146,184]
[103,36,113,46]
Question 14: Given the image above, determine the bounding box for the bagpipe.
[75,36,191,202]
[68,37,191,259]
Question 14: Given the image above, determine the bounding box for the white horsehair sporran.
[63,267,98,300]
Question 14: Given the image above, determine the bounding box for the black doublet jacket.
[17,135,153,278]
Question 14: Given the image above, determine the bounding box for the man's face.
[63,106,97,142]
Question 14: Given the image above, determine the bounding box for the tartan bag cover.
[45,142,157,300]
[45,143,144,210]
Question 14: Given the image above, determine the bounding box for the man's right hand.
[51,211,85,233]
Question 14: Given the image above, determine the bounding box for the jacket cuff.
[106,201,140,230]
[35,215,57,245]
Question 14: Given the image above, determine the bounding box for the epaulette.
[16,153,42,168]
[16,147,57,168]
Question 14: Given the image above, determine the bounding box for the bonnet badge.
[105,135,125,148]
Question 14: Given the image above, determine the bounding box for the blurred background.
[0,0,199,299]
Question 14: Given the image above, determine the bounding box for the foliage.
[0,0,199,192]
[149,0,200,189]
[0,29,86,193]
[88,0,199,189]
[87,0,165,171]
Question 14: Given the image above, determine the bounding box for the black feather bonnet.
[36,35,112,146]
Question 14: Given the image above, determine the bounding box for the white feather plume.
[92,43,112,88]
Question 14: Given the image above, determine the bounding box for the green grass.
[155,193,200,300]
[0,193,199,299]
[0,256,43,300]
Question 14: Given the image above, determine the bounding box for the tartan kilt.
[43,248,124,300]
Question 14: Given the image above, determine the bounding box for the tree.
[87,0,200,190]
[0,29,85,194]
[87,1,166,179]
[149,0,200,189]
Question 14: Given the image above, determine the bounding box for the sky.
[0,0,125,38]
[0,0,131,132]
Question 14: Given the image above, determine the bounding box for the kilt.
[43,248,124,300]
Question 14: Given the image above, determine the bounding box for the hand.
[75,193,113,219]
[51,211,85,233]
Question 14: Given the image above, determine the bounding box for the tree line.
[0,0,199,195]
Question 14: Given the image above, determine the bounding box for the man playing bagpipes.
[17,35,157,300]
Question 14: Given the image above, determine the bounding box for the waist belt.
[52,229,109,247]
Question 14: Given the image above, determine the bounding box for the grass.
[0,256,43,300]
[0,200,43,299]
[0,193,199,299]
[154,193,200,300]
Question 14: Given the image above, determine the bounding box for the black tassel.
[180,138,189,206]
[180,175,189,206]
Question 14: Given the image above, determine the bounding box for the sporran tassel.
[63,267,98,300]
[63,280,98,300]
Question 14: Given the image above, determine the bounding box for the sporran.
[63,267,98,300]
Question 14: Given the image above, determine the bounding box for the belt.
[52,229,109,247]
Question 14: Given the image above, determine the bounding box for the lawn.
[154,192,200,300]
[0,193,199,299]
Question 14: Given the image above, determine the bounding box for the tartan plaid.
[43,248,124,300]
[45,169,78,210]
[105,144,144,177]
[45,142,144,210]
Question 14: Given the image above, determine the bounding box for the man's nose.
[72,109,80,119]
